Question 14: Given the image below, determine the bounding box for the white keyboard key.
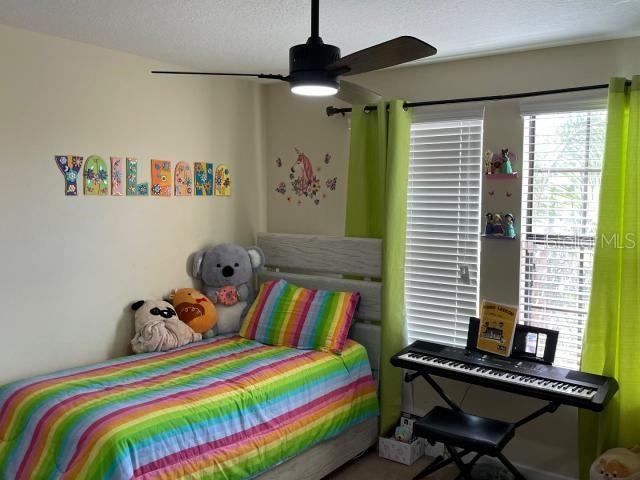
[397,353,596,400]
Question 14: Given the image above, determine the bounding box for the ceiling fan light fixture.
[291,84,338,96]
[152,0,438,106]
[289,70,339,97]
[288,40,340,97]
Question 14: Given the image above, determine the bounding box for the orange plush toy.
[170,288,218,338]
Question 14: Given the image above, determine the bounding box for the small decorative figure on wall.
[484,150,493,175]
[483,212,517,238]
[501,148,513,174]
[324,153,332,164]
[126,158,149,196]
[275,182,286,195]
[174,162,194,196]
[492,213,504,236]
[84,155,109,196]
[151,160,172,196]
[276,157,282,168]
[194,162,213,196]
[55,155,83,196]
[485,213,494,235]
[504,213,516,238]
[214,164,231,196]
[326,177,337,191]
[486,148,517,176]
[111,157,124,196]
[491,153,503,174]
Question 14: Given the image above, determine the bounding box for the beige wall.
[265,37,640,478]
[266,91,350,235]
[0,25,266,383]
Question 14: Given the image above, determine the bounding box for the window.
[520,108,606,369]
[405,114,483,347]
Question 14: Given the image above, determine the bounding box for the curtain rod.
[325,81,631,117]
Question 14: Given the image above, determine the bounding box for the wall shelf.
[484,173,518,180]
[481,234,517,240]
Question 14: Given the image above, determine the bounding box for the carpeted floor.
[325,450,459,479]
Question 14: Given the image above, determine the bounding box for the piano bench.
[414,406,515,455]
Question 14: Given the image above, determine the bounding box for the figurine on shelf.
[504,213,516,238]
[490,153,503,174]
[492,213,504,236]
[485,212,494,235]
[484,150,494,175]
[501,148,513,174]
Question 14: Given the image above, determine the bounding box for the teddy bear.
[591,447,640,479]
[130,299,201,353]
[191,243,265,334]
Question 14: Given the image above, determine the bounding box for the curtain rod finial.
[326,106,343,116]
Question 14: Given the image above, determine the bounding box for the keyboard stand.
[405,371,559,480]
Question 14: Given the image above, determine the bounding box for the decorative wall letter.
[151,160,172,196]
[126,158,149,196]
[194,162,213,196]
[214,164,231,197]
[84,155,109,195]
[174,162,194,196]
[55,155,84,196]
[110,157,123,196]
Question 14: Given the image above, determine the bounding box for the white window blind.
[520,109,606,369]
[405,115,483,347]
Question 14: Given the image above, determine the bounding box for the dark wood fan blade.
[334,80,382,105]
[328,36,436,76]
[151,71,288,81]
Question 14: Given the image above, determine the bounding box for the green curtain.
[579,76,640,479]
[345,100,412,435]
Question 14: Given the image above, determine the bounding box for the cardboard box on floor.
[378,436,424,466]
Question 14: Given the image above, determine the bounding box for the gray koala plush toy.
[191,244,265,332]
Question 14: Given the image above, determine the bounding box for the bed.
[0,233,382,479]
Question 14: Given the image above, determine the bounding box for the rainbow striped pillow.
[239,280,361,353]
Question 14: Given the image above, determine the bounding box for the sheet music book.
[476,300,518,357]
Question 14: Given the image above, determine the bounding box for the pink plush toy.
[217,286,239,306]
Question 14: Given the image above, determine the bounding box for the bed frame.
[255,232,382,480]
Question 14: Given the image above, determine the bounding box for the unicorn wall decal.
[289,148,320,199]
[275,148,338,205]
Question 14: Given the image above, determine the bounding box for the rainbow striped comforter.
[0,336,378,479]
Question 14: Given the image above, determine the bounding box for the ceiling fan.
[152,0,437,105]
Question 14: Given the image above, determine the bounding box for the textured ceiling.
[0,0,639,74]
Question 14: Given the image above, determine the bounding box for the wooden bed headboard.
[257,232,382,379]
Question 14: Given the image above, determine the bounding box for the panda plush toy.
[130,299,201,354]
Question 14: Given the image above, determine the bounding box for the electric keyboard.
[391,340,618,411]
